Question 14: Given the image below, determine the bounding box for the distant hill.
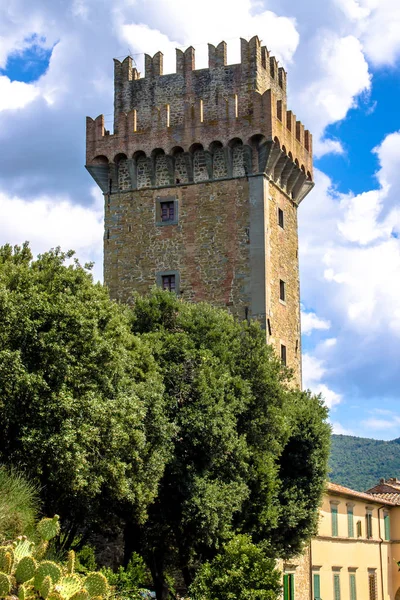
[329,434,400,491]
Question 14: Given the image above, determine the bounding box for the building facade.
[85,36,314,384]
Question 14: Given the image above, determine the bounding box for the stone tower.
[85,36,313,385]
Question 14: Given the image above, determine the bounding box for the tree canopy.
[129,290,331,598]
[0,244,171,546]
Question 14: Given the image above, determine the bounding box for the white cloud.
[0,187,103,281]
[301,310,331,335]
[362,417,400,430]
[332,421,354,435]
[0,76,40,111]
[302,353,342,409]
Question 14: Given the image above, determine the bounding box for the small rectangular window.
[333,574,341,600]
[277,99,282,121]
[349,574,357,600]
[161,274,176,292]
[331,505,338,537]
[281,344,287,365]
[366,512,373,539]
[347,506,354,537]
[313,574,321,600]
[278,208,284,228]
[160,201,175,222]
[280,279,286,302]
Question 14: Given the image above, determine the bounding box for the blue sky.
[1,0,400,440]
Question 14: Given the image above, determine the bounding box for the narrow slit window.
[277,100,282,121]
[133,109,137,132]
[280,279,286,302]
[199,99,204,123]
[278,208,284,228]
[234,94,238,118]
[166,104,170,128]
[281,344,287,365]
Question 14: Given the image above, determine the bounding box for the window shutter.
[313,574,320,600]
[348,507,354,537]
[350,574,356,600]
[334,574,341,600]
[384,513,390,541]
[283,575,289,600]
[332,506,338,536]
[290,574,295,600]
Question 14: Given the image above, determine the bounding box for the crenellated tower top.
[86,35,313,204]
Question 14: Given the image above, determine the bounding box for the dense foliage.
[0,244,331,600]
[189,534,281,600]
[0,244,171,547]
[0,467,39,540]
[129,290,331,598]
[330,434,400,491]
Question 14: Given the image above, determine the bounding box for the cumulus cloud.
[301,310,331,335]
[0,76,39,111]
[302,353,342,409]
[299,129,400,424]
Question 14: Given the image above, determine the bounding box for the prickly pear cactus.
[0,573,11,597]
[14,537,35,561]
[83,574,108,598]
[54,575,81,599]
[37,516,60,542]
[15,556,37,583]
[69,590,89,600]
[0,516,110,600]
[66,552,75,575]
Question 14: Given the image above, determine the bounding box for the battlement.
[87,36,313,204]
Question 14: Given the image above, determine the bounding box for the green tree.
[189,534,281,600]
[0,466,39,540]
[128,290,331,599]
[0,244,171,547]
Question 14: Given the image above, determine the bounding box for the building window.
[156,270,180,294]
[313,573,321,600]
[278,207,284,228]
[384,512,390,541]
[331,503,339,537]
[281,344,287,365]
[366,510,373,539]
[156,196,178,226]
[368,571,377,600]
[280,279,286,302]
[161,201,175,222]
[333,574,341,600]
[349,573,357,600]
[283,573,294,600]
[347,504,354,537]
[356,520,362,538]
[162,274,176,292]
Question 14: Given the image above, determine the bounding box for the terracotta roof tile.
[326,482,397,505]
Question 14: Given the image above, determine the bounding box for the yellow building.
[310,481,400,600]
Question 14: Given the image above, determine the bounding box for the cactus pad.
[69,590,90,600]
[38,574,52,599]
[54,575,82,599]
[15,556,37,584]
[37,516,60,542]
[0,552,12,575]
[34,540,48,561]
[13,537,34,561]
[66,551,75,575]
[47,592,64,600]
[0,547,14,574]
[34,562,62,590]
[83,573,108,598]
[0,573,11,598]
